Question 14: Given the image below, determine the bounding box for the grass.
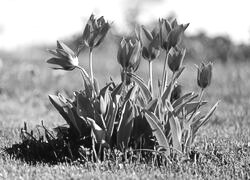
[0,49,250,179]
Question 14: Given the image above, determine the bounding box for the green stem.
[167,72,175,102]
[161,51,169,94]
[149,61,153,96]
[76,66,89,88]
[89,48,94,87]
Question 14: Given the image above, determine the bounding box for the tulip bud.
[159,18,171,51]
[168,47,186,72]
[139,26,161,61]
[197,62,213,89]
[82,14,110,49]
[170,84,182,103]
[47,41,79,71]
[117,37,141,72]
[159,18,189,51]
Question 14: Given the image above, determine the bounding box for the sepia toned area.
[0,0,250,179]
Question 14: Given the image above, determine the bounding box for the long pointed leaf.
[48,95,72,126]
[172,92,194,108]
[144,110,170,155]
[117,100,135,150]
[127,73,152,103]
[198,101,219,128]
[166,101,182,153]
[106,98,119,143]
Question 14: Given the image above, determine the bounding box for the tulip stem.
[149,61,153,95]
[161,51,169,94]
[89,48,94,87]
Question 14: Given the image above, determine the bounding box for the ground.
[0,48,250,179]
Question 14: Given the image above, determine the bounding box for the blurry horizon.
[0,0,250,50]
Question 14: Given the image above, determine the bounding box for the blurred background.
[1,0,250,127]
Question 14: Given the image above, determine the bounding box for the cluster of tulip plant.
[44,14,219,161]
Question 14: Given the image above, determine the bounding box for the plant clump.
[5,14,219,164]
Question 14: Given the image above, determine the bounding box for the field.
[0,48,250,179]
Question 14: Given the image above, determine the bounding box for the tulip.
[47,41,78,71]
[117,37,141,72]
[82,14,110,50]
[159,18,189,51]
[139,26,161,61]
[170,83,182,103]
[168,47,186,72]
[197,62,213,89]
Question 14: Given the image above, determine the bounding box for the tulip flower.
[117,37,141,72]
[81,14,111,90]
[139,26,161,61]
[159,18,189,52]
[47,41,78,71]
[117,37,141,85]
[82,14,110,50]
[197,62,213,89]
[168,47,186,72]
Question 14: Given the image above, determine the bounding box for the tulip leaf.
[106,100,118,143]
[172,92,194,108]
[93,78,100,94]
[128,72,152,103]
[184,101,208,115]
[48,95,72,127]
[174,94,198,115]
[173,66,185,82]
[161,84,172,104]
[144,110,170,155]
[117,100,135,150]
[64,105,82,136]
[197,101,219,128]
[146,99,158,112]
[87,117,105,144]
[76,93,94,119]
[165,101,182,153]
[111,82,123,100]
[124,85,138,102]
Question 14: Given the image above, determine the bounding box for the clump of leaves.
[5,14,219,164]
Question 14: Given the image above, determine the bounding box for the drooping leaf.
[117,100,135,150]
[48,95,72,127]
[194,101,219,130]
[184,101,207,115]
[174,94,199,115]
[144,110,170,155]
[172,92,194,108]
[127,72,152,103]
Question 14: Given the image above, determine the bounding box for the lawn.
[0,48,250,179]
